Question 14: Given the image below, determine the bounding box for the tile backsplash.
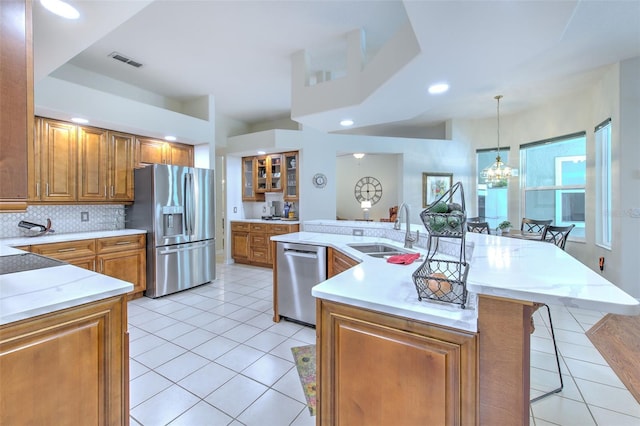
[0,205,125,238]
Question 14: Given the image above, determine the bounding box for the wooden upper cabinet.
[77,126,108,201]
[137,137,194,167]
[0,0,32,208]
[283,151,299,202]
[137,137,165,165]
[107,131,135,201]
[30,117,77,202]
[168,143,194,167]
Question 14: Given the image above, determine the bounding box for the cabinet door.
[269,154,282,191]
[318,300,478,426]
[256,156,268,193]
[0,0,31,204]
[97,249,146,296]
[108,131,135,201]
[77,125,108,201]
[231,230,250,262]
[283,152,298,201]
[328,247,359,277]
[168,143,193,167]
[37,118,77,202]
[137,137,166,166]
[0,296,128,425]
[242,157,258,200]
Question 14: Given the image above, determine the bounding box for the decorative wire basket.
[419,181,467,238]
[412,258,470,308]
[412,181,470,308]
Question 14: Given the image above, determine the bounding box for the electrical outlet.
[263,206,267,213]
[233,207,238,213]
[81,212,89,222]
[352,228,364,236]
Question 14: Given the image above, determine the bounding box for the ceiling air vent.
[108,52,143,68]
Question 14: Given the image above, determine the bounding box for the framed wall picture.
[422,172,453,207]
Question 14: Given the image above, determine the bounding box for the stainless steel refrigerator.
[126,164,216,298]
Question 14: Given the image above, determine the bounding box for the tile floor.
[128,262,640,426]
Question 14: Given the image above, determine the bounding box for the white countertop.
[0,229,144,325]
[271,231,639,333]
[1,229,147,246]
[231,219,300,225]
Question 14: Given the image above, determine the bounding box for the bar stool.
[521,218,552,234]
[531,224,574,403]
[467,221,490,234]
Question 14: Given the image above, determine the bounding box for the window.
[595,119,612,248]
[520,133,586,239]
[476,148,510,229]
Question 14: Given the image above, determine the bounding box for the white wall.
[452,60,639,297]
[336,154,399,220]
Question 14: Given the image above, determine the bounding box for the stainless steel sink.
[367,251,408,258]
[348,243,407,254]
[347,243,415,259]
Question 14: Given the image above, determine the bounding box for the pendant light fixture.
[481,95,512,187]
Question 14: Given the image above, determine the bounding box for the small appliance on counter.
[17,219,55,236]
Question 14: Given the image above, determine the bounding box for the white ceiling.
[33,0,640,137]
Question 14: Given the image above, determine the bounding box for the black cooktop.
[0,253,66,275]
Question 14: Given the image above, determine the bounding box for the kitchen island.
[0,244,134,425]
[271,227,639,425]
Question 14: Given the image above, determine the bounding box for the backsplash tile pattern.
[0,205,125,238]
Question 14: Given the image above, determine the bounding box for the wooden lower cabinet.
[317,300,478,425]
[97,248,146,298]
[231,222,250,263]
[327,247,359,277]
[0,295,129,425]
[231,221,298,268]
[28,234,146,299]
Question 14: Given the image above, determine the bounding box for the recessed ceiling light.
[257,150,266,155]
[40,0,80,19]
[428,83,449,95]
[164,136,177,142]
[340,119,354,127]
[71,117,89,124]
[353,153,365,159]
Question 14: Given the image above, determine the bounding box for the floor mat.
[290,344,317,416]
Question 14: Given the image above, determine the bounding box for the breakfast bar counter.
[271,227,639,425]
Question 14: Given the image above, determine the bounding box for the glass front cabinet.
[284,152,299,201]
[256,154,282,194]
[242,157,257,200]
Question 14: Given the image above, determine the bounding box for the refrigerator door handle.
[183,172,193,238]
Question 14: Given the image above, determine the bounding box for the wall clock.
[354,176,383,205]
[312,173,327,188]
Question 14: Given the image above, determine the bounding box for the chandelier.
[481,95,512,187]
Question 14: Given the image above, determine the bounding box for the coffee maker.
[270,201,283,218]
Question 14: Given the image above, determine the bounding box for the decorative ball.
[427,273,452,297]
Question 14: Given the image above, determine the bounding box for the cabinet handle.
[100,259,104,271]
[104,185,107,196]
[115,241,132,245]
[57,247,77,252]
[45,183,49,196]
[110,186,114,197]
[36,183,40,197]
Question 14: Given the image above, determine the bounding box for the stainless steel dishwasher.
[276,242,327,326]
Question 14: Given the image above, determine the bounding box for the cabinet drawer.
[231,222,251,232]
[250,233,268,247]
[30,240,96,261]
[250,247,269,263]
[250,223,268,232]
[96,234,145,254]
[271,224,297,234]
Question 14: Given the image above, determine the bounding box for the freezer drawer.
[149,239,215,298]
[277,242,327,326]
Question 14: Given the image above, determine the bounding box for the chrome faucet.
[394,202,419,248]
